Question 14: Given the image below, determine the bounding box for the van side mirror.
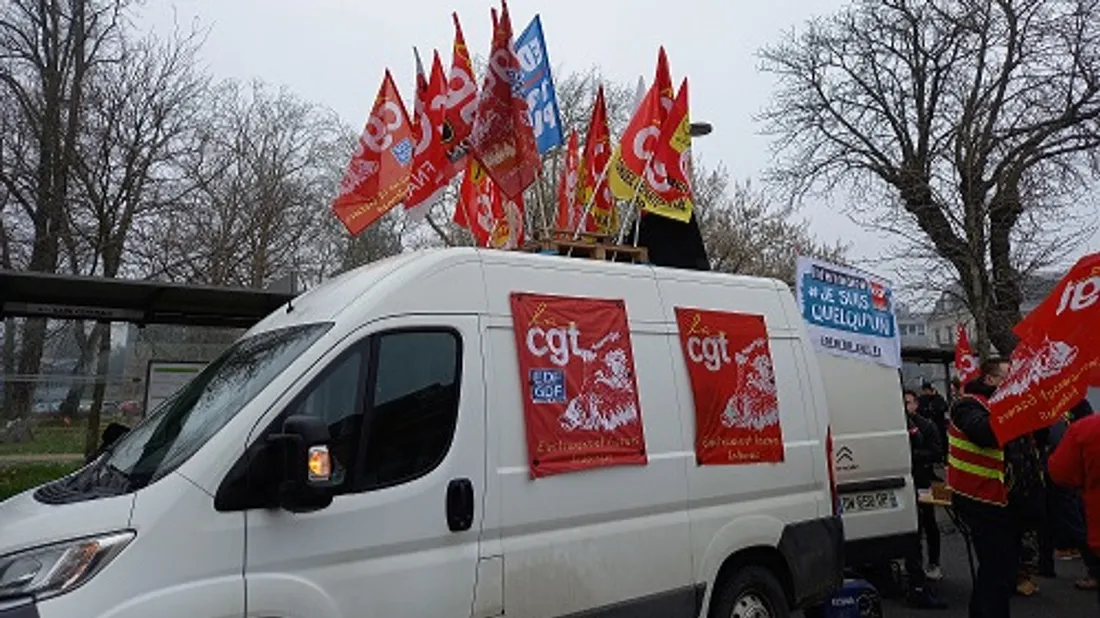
[267,415,335,513]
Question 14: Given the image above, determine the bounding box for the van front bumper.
[0,598,38,618]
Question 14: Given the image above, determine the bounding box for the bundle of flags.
[330,0,706,268]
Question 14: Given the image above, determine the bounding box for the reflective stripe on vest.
[946,395,1008,506]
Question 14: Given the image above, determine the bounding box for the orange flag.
[443,13,478,179]
[578,85,615,234]
[332,70,414,236]
[468,0,540,200]
[406,49,450,219]
[556,129,581,230]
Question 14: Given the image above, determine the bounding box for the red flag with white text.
[641,78,694,223]
[509,292,648,478]
[405,49,450,219]
[674,307,785,465]
[556,129,581,230]
[332,70,414,236]
[468,0,541,200]
[442,13,478,179]
[988,252,1100,444]
[578,85,615,233]
[955,324,980,385]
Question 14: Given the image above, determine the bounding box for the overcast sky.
[136,0,1099,283]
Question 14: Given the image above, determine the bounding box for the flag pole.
[533,168,551,242]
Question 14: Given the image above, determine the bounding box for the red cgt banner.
[674,307,785,465]
[989,252,1100,444]
[510,292,648,478]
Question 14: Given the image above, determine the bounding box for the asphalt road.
[879,510,1099,618]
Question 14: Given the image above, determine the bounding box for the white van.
[0,248,850,618]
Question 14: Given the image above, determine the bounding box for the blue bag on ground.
[824,578,882,618]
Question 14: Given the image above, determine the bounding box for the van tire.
[710,565,790,618]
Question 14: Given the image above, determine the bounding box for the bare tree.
[0,0,130,419]
[759,0,1100,355]
[130,80,356,288]
[695,163,848,285]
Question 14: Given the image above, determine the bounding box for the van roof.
[247,247,794,335]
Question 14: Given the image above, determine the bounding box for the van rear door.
[817,353,917,566]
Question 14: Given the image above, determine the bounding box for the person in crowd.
[903,389,948,609]
[905,390,944,582]
[947,358,1045,618]
[920,381,949,459]
[1048,397,1100,610]
[1038,399,1097,590]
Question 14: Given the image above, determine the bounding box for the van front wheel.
[710,565,790,618]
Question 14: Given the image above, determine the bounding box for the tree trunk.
[83,322,112,459]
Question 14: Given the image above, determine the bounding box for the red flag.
[332,70,414,236]
[578,85,614,233]
[674,307,785,465]
[988,252,1100,444]
[654,46,675,121]
[405,49,450,219]
[641,77,694,222]
[556,129,580,230]
[954,324,980,385]
[443,13,478,178]
[509,292,648,478]
[608,67,663,201]
[455,158,497,245]
[468,0,540,200]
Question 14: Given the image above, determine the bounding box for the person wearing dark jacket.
[947,358,1046,618]
[906,389,943,581]
[919,381,949,459]
[903,389,948,609]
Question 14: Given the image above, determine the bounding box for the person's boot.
[907,586,948,610]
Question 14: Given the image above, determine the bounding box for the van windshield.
[100,322,332,490]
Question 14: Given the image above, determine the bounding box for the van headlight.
[0,531,134,601]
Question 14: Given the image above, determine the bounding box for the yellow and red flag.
[469,0,541,200]
[442,13,478,179]
[332,70,414,236]
[642,77,694,222]
[405,49,450,220]
[556,129,581,230]
[578,85,615,234]
[608,70,663,201]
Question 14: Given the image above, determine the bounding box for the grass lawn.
[0,423,87,456]
[0,461,82,501]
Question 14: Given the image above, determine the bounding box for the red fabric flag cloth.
[578,85,614,233]
[674,307,785,465]
[955,324,980,385]
[332,70,414,236]
[989,252,1100,444]
[654,46,675,121]
[454,157,525,249]
[556,129,580,230]
[442,12,478,179]
[607,64,663,201]
[509,292,648,478]
[468,0,540,200]
[641,77,694,222]
[405,49,450,219]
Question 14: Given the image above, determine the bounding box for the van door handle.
[446,478,475,532]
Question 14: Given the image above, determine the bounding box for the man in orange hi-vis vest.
[948,357,1045,618]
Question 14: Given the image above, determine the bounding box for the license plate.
[840,490,899,514]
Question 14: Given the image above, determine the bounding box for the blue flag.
[514,15,564,154]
